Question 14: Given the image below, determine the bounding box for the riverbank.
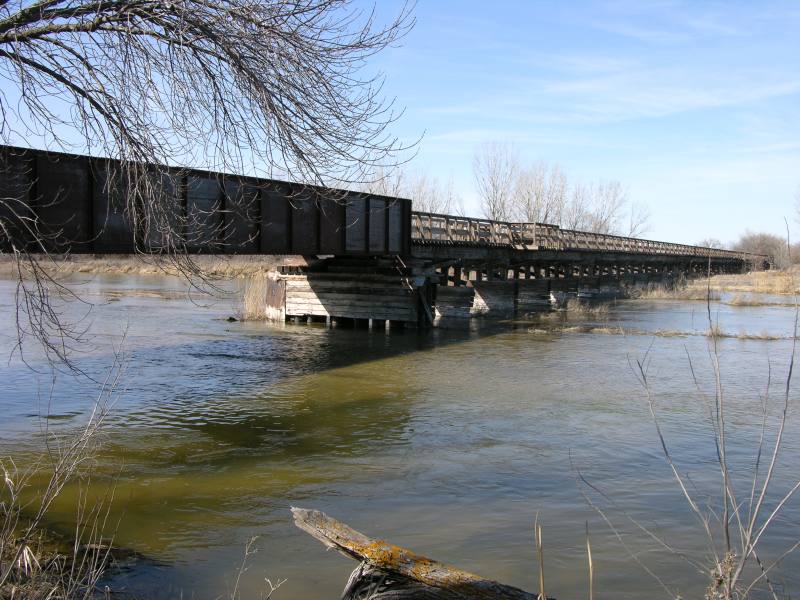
[690,267,798,295]
[0,254,281,279]
[636,269,798,306]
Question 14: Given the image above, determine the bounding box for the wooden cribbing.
[292,507,540,600]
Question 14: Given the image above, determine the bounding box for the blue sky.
[369,0,800,244]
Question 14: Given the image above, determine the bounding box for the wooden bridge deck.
[411,211,764,263]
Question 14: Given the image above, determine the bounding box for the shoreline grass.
[637,270,799,306]
[639,286,722,301]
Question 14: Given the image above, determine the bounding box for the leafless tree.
[562,182,592,230]
[512,162,546,223]
[470,143,647,236]
[734,231,789,268]
[473,142,518,221]
[513,161,568,225]
[362,167,464,215]
[697,238,727,250]
[586,180,626,235]
[543,165,568,225]
[404,172,462,215]
[506,156,637,237]
[626,201,652,238]
[0,0,413,184]
[0,0,414,365]
[358,165,406,198]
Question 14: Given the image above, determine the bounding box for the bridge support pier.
[263,242,762,328]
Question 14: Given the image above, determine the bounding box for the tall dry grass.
[236,273,269,321]
[639,284,722,301]
[558,298,611,318]
[637,271,800,302]
[704,269,799,295]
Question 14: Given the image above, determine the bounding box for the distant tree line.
[472,142,652,237]
[698,232,794,268]
[366,141,652,237]
[727,185,800,267]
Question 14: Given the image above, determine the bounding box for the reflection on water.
[1,275,799,599]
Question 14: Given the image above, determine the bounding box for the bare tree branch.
[0,0,416,366]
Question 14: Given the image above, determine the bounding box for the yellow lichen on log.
[292,507,540,600]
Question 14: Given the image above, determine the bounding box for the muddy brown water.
[1,274,799,599]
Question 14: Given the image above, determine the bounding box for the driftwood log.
[292,507,541,600]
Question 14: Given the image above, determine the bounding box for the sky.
[2,1,798,246]
[366,0,800,245]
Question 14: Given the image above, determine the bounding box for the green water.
[1,275,799,599]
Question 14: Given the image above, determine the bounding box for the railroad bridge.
[1,146,768,327]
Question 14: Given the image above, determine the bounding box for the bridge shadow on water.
[2,309,525,466]
[124,318,518,460]
[1,314,541,572]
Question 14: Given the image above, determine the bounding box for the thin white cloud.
[416,63,800,127]
[421,127,627,151]
[587,0,755,42]
[543,73,800,120]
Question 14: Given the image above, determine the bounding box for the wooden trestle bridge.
[1,145,768,327]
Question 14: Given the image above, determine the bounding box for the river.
[1,274,798,599]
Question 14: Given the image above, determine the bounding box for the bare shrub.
[227,536,285,600]
[578,268,800,599]
[0,360,120,597]
[727,293,757,306]
[734,232,787,268]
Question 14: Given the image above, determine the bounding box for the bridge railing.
[411,212,539,247]
[411,211,766,263]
